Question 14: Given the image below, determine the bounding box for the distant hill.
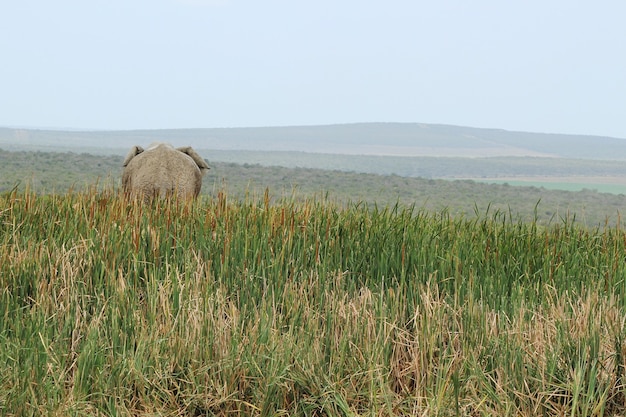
[2,123,626,159]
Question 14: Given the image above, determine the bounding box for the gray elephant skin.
[122,143,210,201]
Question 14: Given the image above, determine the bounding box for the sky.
[2,1,626,138]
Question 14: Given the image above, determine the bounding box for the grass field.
[472,177,626,195]
[2,187,626,416]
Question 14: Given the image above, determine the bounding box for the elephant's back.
[123,146,202,198]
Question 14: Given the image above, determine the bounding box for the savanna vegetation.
[2,186,626,416]
[1,147,626,415]
[1,148,626,227]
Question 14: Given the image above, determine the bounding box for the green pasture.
[2,188,626,416]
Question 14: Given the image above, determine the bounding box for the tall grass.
[1,187,626,416]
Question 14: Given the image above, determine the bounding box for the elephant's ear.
[123,146,145,167]
[177,147,210,173]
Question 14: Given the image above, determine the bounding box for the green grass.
[2,187,626,416]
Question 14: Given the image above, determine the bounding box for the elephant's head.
[122,142,210,201]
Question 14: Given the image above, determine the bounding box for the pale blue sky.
[2,1,625,138]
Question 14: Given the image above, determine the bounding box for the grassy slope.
[1,190,626,416]
[201,150,626,179]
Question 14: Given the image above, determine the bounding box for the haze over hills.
[2,123,626,159]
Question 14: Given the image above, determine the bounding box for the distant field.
[471,176,626,194]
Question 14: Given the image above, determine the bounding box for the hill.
[2,122,626,159]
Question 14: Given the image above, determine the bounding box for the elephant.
[122,143,210,201]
